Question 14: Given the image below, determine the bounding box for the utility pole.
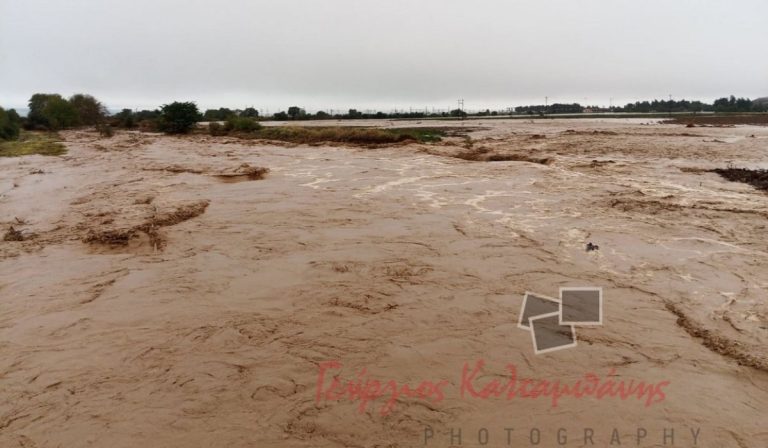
[457,99,465,120]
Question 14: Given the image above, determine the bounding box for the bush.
[287,106,306,119]
[224,116,262,133]
[203,108,236,121]
[27,93,79,130]
[0,107,21,141]
[113,109,136,128]
[253,126,441,145]
[69,94,106,125]
[45,97,80,130]
[242,107,259,118]
[158,102,200,134]
[208,122,227,136]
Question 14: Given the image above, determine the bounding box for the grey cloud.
[1,0,766,111]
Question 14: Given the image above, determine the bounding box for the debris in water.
[3,226,24,242]
[711,168,768,192]
[586,242,599,252]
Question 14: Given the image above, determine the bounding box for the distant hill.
[754,97,768,106]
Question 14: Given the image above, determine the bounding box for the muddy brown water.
[0,119,767,447]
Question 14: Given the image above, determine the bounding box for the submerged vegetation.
[0,131,66,157]
[255,126,432,145]
[711,168,768,192]
[207,125,451,145]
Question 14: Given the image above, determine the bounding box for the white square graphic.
[517,291,560,331]
[529,312,578,355]
[559,287,603,326]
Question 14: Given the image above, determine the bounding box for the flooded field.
[1,118,767,447]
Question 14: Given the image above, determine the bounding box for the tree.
[69,94,106,125]
[202,109,220,121]
[224,116,262,133]
[0,107,21,141]
[43,96,79,130]
[158,102,200,134]
[27,93,60,129]
[287,106,305,120]
[347,109,363,119]
[113,109,136,128]
[242,107,259,117]
[26,93,81,130]
[203,107,238,121]
[273,111,289,120]
[135,109,160,121]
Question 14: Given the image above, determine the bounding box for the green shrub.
[224,116,262,133]
[158,101,200,134]
[287,106,306,119]
[242,107,259,118]
[69,94,107,125]
[27,94,79,130]
[0,107,21,141]
[45,97,79,130]
[113,109,136,128]
[203,108,236,121]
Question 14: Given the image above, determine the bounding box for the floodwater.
[1,118,767,447]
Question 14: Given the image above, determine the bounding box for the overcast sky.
[1,0,766,112]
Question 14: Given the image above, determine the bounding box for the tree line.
[2,93,767,143]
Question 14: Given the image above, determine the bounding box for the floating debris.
[3,226,24,242]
